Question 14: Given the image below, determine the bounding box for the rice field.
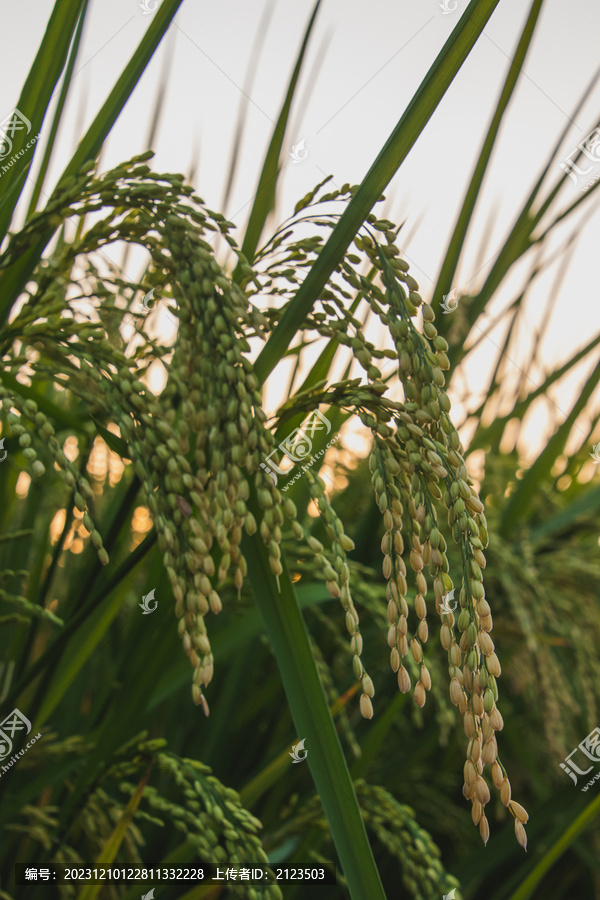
[1,2,600,899]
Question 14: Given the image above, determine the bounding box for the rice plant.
[1,1,600,899]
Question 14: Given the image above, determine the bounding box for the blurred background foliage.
[1,1,600,899]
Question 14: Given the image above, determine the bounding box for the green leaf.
[499,356,600,535]
[91,417,130,458]
[234,1,321,274]
[254,0,502,385]
[26,1,91,219]
[469,330,600,454]
[0,0,185,327]
[529,483,600,541]
[451,66,600,362]
[243,495,386,900]
[507,791,600,900]
[78,766,154,900]
[0,0,86,237]
[432,0,545,312]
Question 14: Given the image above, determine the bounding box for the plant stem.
[243,506,387,900]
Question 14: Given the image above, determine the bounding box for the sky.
[3,0,600,469]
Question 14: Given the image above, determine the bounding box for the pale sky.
[4,0,600,466]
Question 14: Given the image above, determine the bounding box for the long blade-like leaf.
[234,1,321,275]
[470,330,600,453]
[243,501,386,900]
[0,0,86,233]
[499,356,600,535]
[452,65,600,356]
[77,766,154,900]
[26,1,91,219]
[0,0,185,327]
[507,791,600,900]
[254,0,502,385]
[432,0,545,311]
